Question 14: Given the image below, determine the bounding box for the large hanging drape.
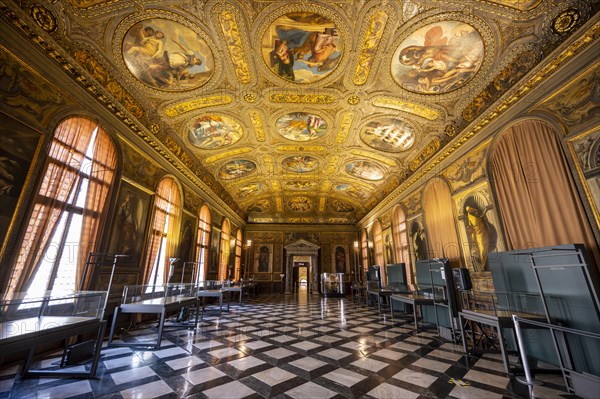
[491,119,600,266]
[143,176,182,285]
[5,117,99,300]
[77,127,118,289]
[422,178,462,266]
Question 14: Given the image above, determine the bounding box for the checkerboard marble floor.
[1,292,580,398]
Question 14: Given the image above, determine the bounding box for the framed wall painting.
[107,179,152,266]
[254,243,273,274]
[209,226,221,275]
[0,115,43,257]
[331,245,348,273]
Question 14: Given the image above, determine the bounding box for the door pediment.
[285,239,320,254]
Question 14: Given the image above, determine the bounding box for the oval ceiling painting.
[288,196,313,212]
[282,156,319,173]
[238,183,266,199]
[262,12,343,83]
[248,199,271,213]
[188,115,243,149]
[219,159,256,180]
[286,181,317,191]
[360,118,415,152]
[122,19,214,91]
[391,21,484,94]
[335,184,368,199]
[276,112,327,141]
[345,160,385,181]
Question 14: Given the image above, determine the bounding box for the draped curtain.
[77,126,118,289]
[422,178,462,266]
[491,119,600,265]
[6,117,99,300]
[143,177,182,285]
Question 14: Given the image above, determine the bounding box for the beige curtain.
[491,119,600,265]
[422,178,462,266]
[6,117,98,300]
[77,126,118,289]
[143,177,182,285]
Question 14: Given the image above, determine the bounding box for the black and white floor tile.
[0,292,581,398]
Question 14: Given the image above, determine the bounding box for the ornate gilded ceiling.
[5,0,595,224]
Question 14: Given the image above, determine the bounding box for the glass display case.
[321,273,345,297]
[108,283,199,349]
[0,290,107,378]
[197,280,232,314]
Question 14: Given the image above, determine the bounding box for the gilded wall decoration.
[248,199,271,213]
[288,196,313,212]
[238,182,265,199]
[360,118,416,152]
[408,138,441,172]
[345,160,385,181]
[335,184,368,200]
[261,12,343,83]
[286,181,317,191]
[218,160,256,180]
[391,21,484,94]
[187,115,244,149]
[353,10,388,85]
[463,49,539,122]
[335,112,354,144]
[485,0,541,11]
[163,95,232,118]
[402,191,422,216]
[276,112,327,141]
[122,18,214,90]
[204,147,252,164]
[182,185,202,212]
[0,47,66,124]
[282,155,319,173]
[372,97,440,120]
[332,200,353,213]
[248,110,266,142]
[537,63,600,127]
[121,142,163,189]
[269,92,335,103]
[444,140,489,192]
[218,7,251,84]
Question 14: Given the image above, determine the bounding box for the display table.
[0,291,107,378]
[366,281,392,313]
[108,284,199,349]
[390,293,435,331]
[196,280,231,317]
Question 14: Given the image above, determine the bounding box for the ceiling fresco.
[6,0,596,224]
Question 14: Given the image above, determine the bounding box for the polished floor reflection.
[1,293,577,398]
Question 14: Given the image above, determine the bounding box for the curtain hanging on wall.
[422,178,462,266]
[491,119,600,266]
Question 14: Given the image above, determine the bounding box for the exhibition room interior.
[0,0,599,398]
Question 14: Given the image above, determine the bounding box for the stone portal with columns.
[284,239,320,294]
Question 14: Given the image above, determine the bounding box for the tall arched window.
[392,205,413,284]
[234,229,242,281]
[195,204,211,282]
[219,219,231,280]
[373,220,385,281]
[423,177,462,266]
[6,117,118,301]
[491,119,600,265]
[144,176,182,290]
[361,229,369,278]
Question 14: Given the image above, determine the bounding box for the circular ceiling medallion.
[282,156,319,173]
[188,115,243,149]
[552,8,580,34]
[248,199,271,213]
[262,12,343,83]
[122,18,214,91]
[391,21,484,94]
[288,197,313,212]
[276,112,327,141]
[286,181,317,190]
[238,183,265,199]
[219,159,256,180]
[345,160,385,181]
[360,118,415,152]
[335,184,368,199]
[31,5,56,33]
